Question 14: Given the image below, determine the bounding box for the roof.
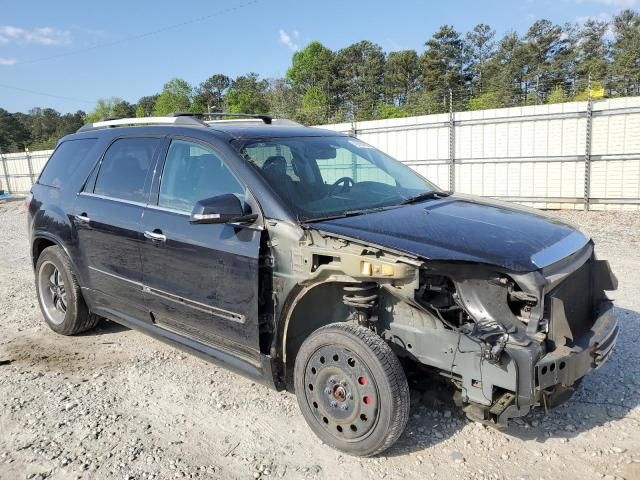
[74,114,347,141]
[205,124,347,140]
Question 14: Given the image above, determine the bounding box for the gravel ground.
[0,201,639,480]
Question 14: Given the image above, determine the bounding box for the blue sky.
[1,0,636,113]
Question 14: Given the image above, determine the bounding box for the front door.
[140,138,262,360]
[73,136,163,321]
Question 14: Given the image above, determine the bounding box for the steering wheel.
[328,176,355,196]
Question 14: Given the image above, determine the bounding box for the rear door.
[140,137,262,360]
[73,136,163,321]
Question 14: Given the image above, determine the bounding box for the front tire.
[35,245,98,335]
[294,323,410,457]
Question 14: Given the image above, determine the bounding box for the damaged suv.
[28,113,618,456]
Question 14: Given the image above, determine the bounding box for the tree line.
[2,9,640,153]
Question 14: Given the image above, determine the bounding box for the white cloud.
[0,57,16,65]
[0,26,71,45]
[278,29,299,52]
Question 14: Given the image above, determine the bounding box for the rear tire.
[35,246,98,335]
[294,323,410,457]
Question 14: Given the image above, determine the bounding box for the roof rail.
[201,112,273,124]
[77,115,206,132]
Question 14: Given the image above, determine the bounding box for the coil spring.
[342,282,378,311]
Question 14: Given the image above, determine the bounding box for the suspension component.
[343,283,378,323]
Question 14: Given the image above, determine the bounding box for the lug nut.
[330,401,337,408]
[340,404,348,411]
[324,388,332,395]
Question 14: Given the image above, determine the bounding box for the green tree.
[85,97,125,122]
[226,73,270,114]
[522,20,567,101]
[376,103,410,119]
[611,9,640,96]
[111,100,136,119]
[334,40,386,120]
[576,19,609,82]
[193,74,230,112]
[420,25,466,106]
[300,85,329,124]
[464,24,496,94]
[153,78,193,115]
[266,78,301,120]
[406,90,448,115]
[546,85,569,103]
[135,95,159,117]
[384,50,419,105]
[287,41,334,94]
[0,109,31,152]
[483,32,527,106]
[467,91,503,110]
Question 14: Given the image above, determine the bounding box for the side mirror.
[190,194,257,225]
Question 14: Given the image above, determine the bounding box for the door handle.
[144,230,167,242]
[75,213,90,223]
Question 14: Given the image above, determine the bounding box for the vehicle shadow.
[77,317,130,337]
[383,306,640,457]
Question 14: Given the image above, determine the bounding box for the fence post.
[0,150,10,194]
[25,150,35,188]
[583,74,593,211]
[448,88,456,192]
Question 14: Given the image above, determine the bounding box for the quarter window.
[38,139,97,188]
[93,137,160,203]
[158,140,244,212]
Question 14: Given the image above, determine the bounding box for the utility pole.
[448,87,456,192]
[583,73,593,211]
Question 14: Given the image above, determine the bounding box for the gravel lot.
[0,201,639,480]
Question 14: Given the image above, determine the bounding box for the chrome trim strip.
[79,192,147,208]
[144,285,245,324]
[88,266,245,323]
[144,204,190,216]
[531,230,590,269]
[88,266,144,289]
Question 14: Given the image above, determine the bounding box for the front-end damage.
[265,220,619,426]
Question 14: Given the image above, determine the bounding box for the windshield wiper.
[303,206,394,223]
[400,190,451,205]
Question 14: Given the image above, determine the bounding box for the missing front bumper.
[536,302,618,391]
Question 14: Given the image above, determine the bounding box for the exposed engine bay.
[271,223,618,425]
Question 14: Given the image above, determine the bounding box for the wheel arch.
[32,233,70,267]
[276,280,352,389]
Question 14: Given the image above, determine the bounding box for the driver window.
[316,147,396,186]
[159,140,244,212]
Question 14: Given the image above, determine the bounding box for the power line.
[9,0,263,67]
[0,83,94,105]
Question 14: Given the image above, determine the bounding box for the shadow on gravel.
[384,306,640,457]
[77,318,130,337]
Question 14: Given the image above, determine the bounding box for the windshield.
[233,135,438,221]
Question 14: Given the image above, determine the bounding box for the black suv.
[28,113,619,456]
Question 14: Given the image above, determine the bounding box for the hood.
[309,194,590,272]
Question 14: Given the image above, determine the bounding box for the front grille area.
[546,259,593,348]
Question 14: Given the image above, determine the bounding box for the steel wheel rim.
[38,260,67,325]
[304,345,380,442]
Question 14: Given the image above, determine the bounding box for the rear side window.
[38,139,97,188]
[93,137,161,203]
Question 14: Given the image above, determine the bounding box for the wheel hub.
[304,345,379,440]
[37,260,68,325]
